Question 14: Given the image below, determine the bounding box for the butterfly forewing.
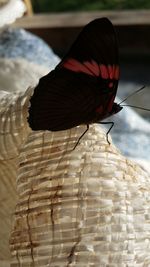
[28,18,120,132]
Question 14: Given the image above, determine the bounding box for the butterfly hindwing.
[29,69,101,130]
[28,18,120,131]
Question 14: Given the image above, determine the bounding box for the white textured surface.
[0,58,49,262]
[0,0,26,28]
[10,125,150,267]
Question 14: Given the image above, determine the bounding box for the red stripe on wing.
[84,60,99,76]
[62,58,120,80]
[100,65,109,79]
[62,58,99,76]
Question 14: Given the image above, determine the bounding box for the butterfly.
[28,18,122,146]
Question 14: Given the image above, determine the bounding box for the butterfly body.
[28,18,122,134]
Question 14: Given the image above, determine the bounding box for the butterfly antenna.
[121,104,150,111]
[119,85,145,105]
[72,125,89,150]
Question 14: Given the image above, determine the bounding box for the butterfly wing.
[59,17,118,67]
[28,18,119,131]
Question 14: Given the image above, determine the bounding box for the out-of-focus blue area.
[0,28,60,68]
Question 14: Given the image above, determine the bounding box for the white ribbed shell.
[0,58,49,264]
[10,124,150,267]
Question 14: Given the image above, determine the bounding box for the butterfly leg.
[73,124,89,150]
[98,122,114,144]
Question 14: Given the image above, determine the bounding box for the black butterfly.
[28,18,122,144]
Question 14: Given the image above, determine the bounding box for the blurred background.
[31,0,150,13]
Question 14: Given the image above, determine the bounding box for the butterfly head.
[110,103,123,115]
[95,102,122,123]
